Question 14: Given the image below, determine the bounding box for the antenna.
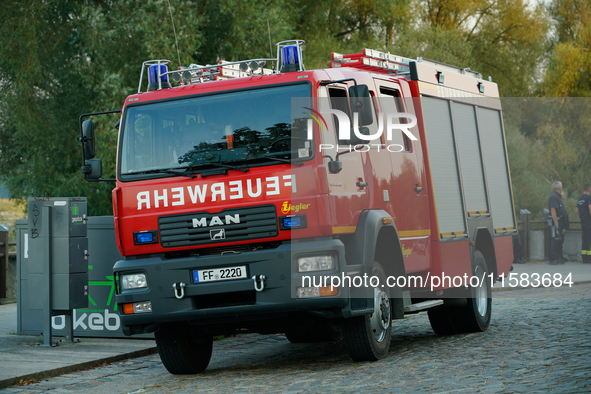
[267,18,273,58]
[167,0,182,66]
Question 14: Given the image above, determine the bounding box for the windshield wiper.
[252,154,304,167]
[126,162,249,179]
[200,161,250,173]
[175,162,250,178]
[126,168,195,177]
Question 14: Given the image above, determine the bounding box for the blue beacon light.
[281,45,301,73]
[147,64,172,91]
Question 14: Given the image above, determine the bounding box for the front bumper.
[114,239,356,331]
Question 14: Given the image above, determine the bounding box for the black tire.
[427,305,458,335]
[452,251,492,333]
[155,323,213,374]
[427,250,492,335]
[341,262,392,361]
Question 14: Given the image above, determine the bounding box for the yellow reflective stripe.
[399,229,431,237]
[440,231,467,238]
[332,226,356,234]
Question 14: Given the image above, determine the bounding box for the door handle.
[357,181,368,188]
[415,186,423,193]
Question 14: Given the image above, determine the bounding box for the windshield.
[119,83,311,179]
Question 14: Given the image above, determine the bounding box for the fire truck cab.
[80,41,515,374]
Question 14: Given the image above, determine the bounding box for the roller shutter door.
[422,97,466,236]
[452,103,488,214]
[477,108,515,230]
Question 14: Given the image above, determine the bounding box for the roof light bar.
[137,39,306,92]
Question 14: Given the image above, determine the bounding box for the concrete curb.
[0,346,158,390]
[492,280,591,293]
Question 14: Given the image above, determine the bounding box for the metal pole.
[0,225,7,299]
[63,312,76,343]
[40,206,55,347]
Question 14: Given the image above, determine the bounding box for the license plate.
[193,265,247,283]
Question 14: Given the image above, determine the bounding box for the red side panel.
[494,236,513,277]
[439,240,471,284]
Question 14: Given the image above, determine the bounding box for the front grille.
[163,241,282,259]
[158,205,278,248]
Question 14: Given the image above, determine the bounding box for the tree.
[392,0,549,97]
[540,0,591,97]
[0,0,204,215]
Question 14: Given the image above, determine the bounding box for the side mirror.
[328,160,343,174]
[348,84,374,126]
[82,159,102,180]
[81,119,95,159]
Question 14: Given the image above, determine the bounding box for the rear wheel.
[427,305,458,335]
[155,323,213,374]
[428,250,492,335]
[452,251,492,332]
[342,262,392,361]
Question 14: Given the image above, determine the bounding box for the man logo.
[193,214,240,228]
[210,229,226,240]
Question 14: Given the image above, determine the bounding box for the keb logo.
[305,108,418,143]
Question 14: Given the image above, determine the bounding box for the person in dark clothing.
[558,191,569,264]
[576,184,591,264]
[548,181,567,265]
[512,234,526,264]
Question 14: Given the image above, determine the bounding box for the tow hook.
[252,275,266,292]
[173,282,186,299]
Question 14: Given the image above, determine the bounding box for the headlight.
[297,256,335,272]
[121,273,147,290]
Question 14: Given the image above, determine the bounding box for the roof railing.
[330,48,483,80]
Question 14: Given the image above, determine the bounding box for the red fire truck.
[80,40,515,374]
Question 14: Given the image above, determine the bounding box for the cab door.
[319,84,368,232]
[375,80,431,272]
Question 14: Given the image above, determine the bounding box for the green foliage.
[503,97,591,219]
[392,0,549,97]
[503,99,551,219]
[540,0,591,96]
[0,0,204,216]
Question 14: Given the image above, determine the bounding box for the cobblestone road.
[3,284,590,394]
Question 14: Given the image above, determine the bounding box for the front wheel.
[155,323,213,374]
[341,262,392,361]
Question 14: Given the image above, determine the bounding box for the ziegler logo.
[192,214,240,228]
[281,201,310,214]
[210,229,226,240]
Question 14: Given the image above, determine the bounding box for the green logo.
[88,273,118,311]
[72,204,80,216]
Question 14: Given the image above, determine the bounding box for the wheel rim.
[473,266,488,316]
[370,287,391,342]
